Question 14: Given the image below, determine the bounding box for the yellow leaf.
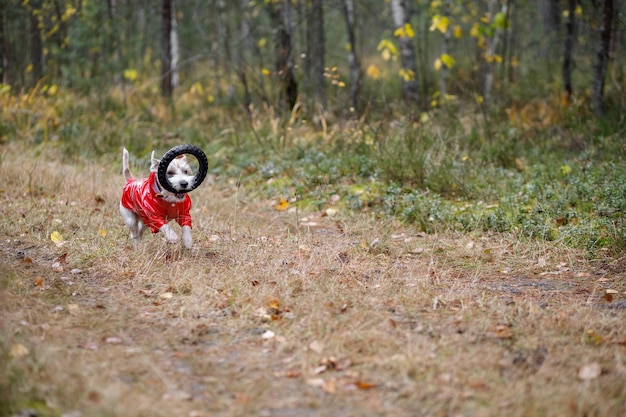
[560,165,571,175]
[274,198,290,211]
[404,23,415,38]
[434,58,442,71]
[337,81,346,88]
[394,23,415,38]
[47,84,58,96]
[440,54,455,68]
[257,37,267,48]
[123,68,137,81]
[366,65,380,79]
[469,23,480,38]
[10,343,29,358]
[261,68,270,76]
[98,229,107,237]
[429,15,450,33]
[453,25,463,38]
[398,68,415,81]
[50,231,64,244]
[575,5,582,16]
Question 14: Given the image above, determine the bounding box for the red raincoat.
[121,172,192,233]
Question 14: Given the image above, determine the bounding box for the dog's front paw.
[159,224,179,244]
[181,226,193,249]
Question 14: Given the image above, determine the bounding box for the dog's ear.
[175,154,187,161]
[150,151,161,172]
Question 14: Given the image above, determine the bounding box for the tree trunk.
[591,0,613,115]
[171,1,180,88]
[268,0,298,111]
[483,0,506,105]
[107,0,122,85]
[29,7,43,84]
[306,0,325,110]
[390,0,419,103]
[562,0,576,101]
[161,0,173,97]
[438,0,451,102]
[0,3,7,85]
[342,0,361,111]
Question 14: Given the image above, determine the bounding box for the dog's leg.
[181,225,193,249]
[120,203,143,245]
[159,224,180,244]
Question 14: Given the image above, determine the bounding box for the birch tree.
[390,0,419,103]
[161,0,173,97]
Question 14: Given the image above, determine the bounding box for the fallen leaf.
[493,324,515,339]
[578,363,602,380]
[51,231,65,245]
[34,277,44,287]
[274,198,290,211]
[309,340,324,354]
[105,336,122,345]
[584,329,603,345]
[274,369,300,378]
[159,292,174,299]
[98,229,107,237]
[354,380,377,390]
[10,343,29,358]
[261,330,276,339]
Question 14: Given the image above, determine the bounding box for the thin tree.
[29,2,43,84]
[591,0,614,115]
[306,0,325,111]
[390,0,419,103]
[161,0,173,97]
[562,0,576,101]
[342,0,361,111]
[0,2,6,85]
[171,1,180,88]
[267,0,298,111]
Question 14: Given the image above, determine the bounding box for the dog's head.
[151,151,196,203]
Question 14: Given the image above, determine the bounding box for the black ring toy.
[157,144,208,194]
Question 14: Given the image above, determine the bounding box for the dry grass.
[1,143,626,417]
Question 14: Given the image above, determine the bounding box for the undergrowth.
[1,85,624,257]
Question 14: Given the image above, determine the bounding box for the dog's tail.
[122,147,133,180]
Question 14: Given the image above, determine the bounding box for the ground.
[1,144,625,417]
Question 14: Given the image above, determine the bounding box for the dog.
[120,147,196,248]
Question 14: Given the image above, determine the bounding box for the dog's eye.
[183,169,192,175]
[167,170,175,177]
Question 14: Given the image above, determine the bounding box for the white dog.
[120,148,196,248]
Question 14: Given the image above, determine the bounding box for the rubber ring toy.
[157,144,209,194]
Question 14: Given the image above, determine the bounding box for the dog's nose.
[180,180,189,188]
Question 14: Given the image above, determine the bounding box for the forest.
[1,0,624,115]
[2,2,626,417]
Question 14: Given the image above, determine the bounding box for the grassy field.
[1,84,626,416]
[1,139,626,417]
